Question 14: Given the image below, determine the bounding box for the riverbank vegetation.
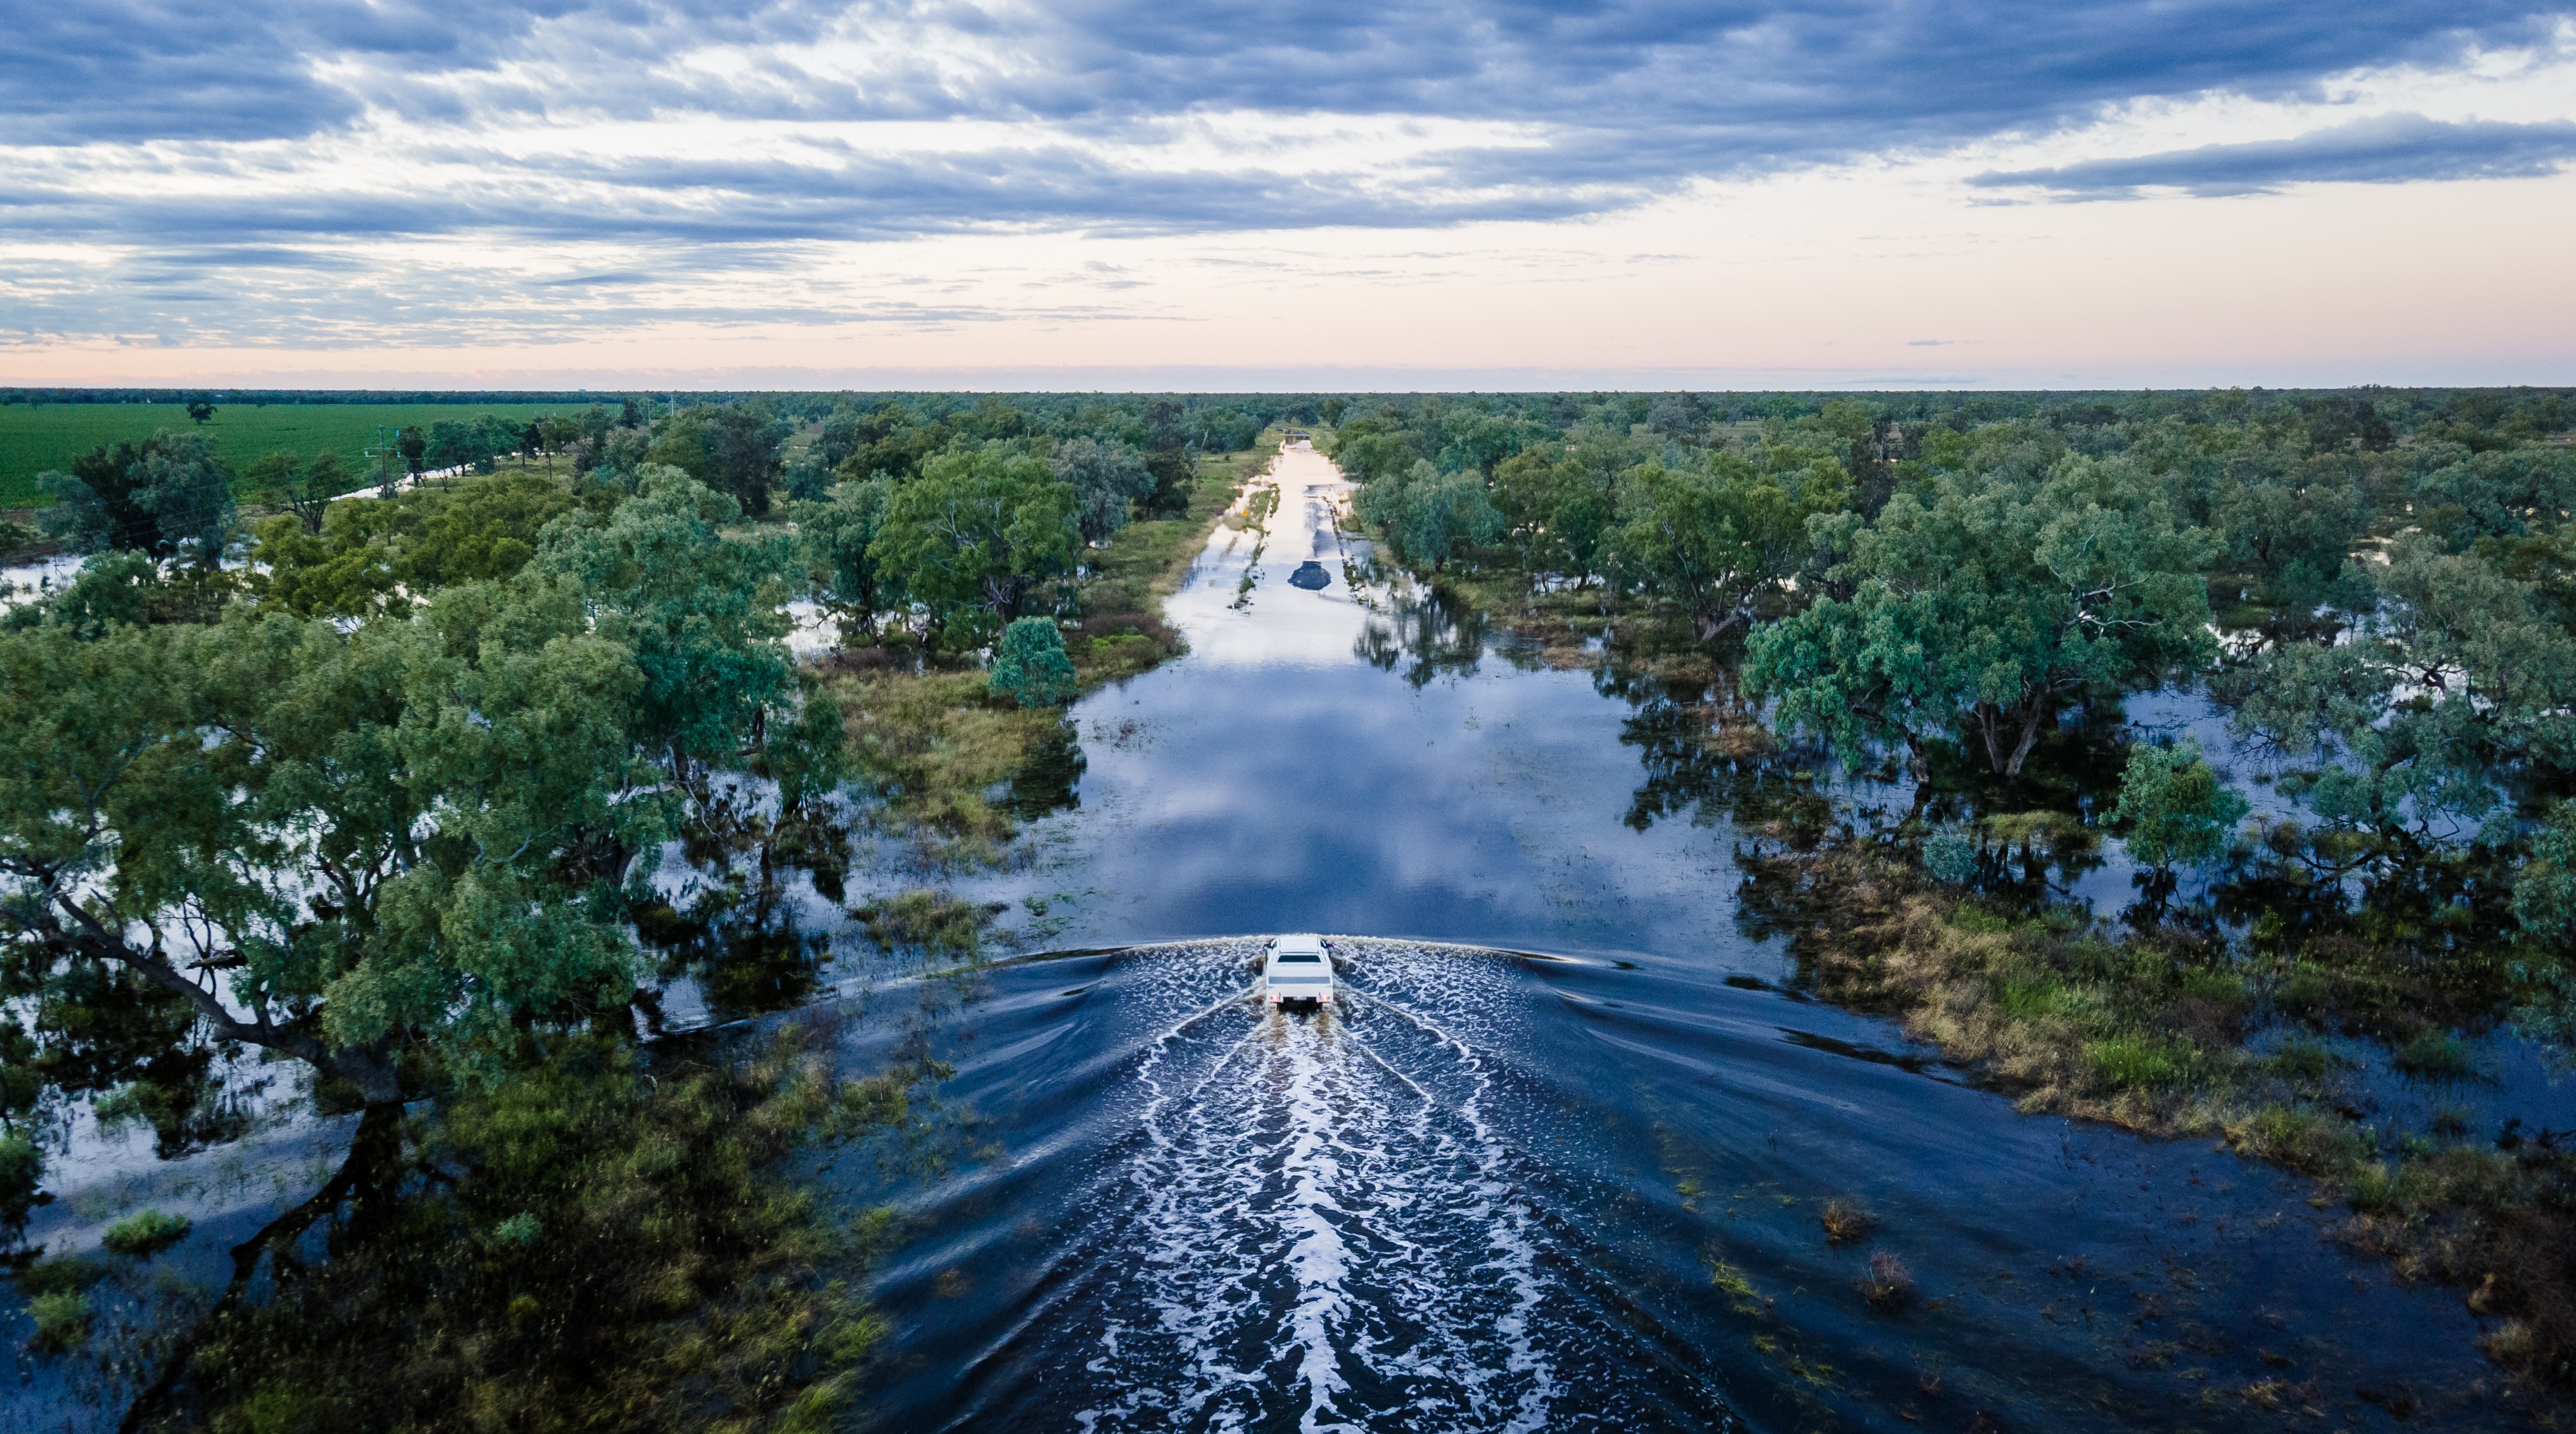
[127,1021,931,1434]
[1331,387,2576,1391]
[813,435,1264,863]
[12,382,2574,1418]
[1,390,1281,1427]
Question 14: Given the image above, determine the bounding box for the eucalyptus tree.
[2208,454,2371,617]
[1746,457,2217,776]
[39,431,236,568]
[871,447,1079,649]
[249,471,583,619]
[2414,446,2576,548]
[2218,535,2576,866]
[1608,453,1842,640]
[794,477,899,643]
[1489,447,1616,590]
[245,449,348,535]
[2516,811,2576,1058]
[0,473,843,1244]
[648,405,788,517]
[1351,459,1504,575]
[1327,416,1418,486]
[0,591,656,1235]
[533,470,834,800]
[1050,436,1157,546]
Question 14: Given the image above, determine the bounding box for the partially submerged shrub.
[29,1289,89,1352]
[0,1133,42,1251]
[14,1257,110,1358]
[101,1209,192,1258]
[2263,1036,2338,1081]
[2108,737,2248,871]
[2481,1319,2537,1372]
[1921,824,1981,887]
[1857,1251,1916,1314]
[2395,1029,2481,1082]
[987,616,1078,708]
[854,889,995,965]
[14,1255,108,1297]
[2225,1104,2371,1176]
[1819,1198,1876,1246]
[2346,1161,2400,1215]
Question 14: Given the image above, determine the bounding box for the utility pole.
[365,425,401,498]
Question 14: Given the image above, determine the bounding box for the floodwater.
[6,449,2555,1430]
[827,447,2532,1433]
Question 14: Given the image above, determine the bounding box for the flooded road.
[913,443,1759,961]
[832,446,2521,1433]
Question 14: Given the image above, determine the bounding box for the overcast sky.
[3,0,2572,388]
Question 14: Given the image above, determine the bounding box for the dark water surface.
[828,451,2520,1433]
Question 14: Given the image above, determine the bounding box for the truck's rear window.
[1277,952,1322,962]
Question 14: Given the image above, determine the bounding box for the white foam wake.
[1057,939,1565,1432]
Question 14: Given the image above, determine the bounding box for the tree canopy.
[0,471,841,1247]
[870,448,1079,649]
[1745,459,2217,775]
[38,429,236,568]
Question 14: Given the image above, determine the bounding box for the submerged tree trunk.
[1974,695,2053,777]
[2004,702,2048,777]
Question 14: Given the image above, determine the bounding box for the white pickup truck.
[1261,934,1335,1008]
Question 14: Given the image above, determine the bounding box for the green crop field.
[0,403,565,507]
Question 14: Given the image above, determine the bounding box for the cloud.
[0,0,551,144]
[1969,112,2576,197]
[3,0,2572,350]
[4,1,2564,203]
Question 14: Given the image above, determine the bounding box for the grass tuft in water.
[1818,1198,1876,1246]
[854,889,995,965]
[29,1289,91,1353]
[1702,1244,1768,1315]
[2394,1029,2482,1082]
[1857,1251,1916,1314]
[2263,1036,2339,1081]
[100,1209,192,1259]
